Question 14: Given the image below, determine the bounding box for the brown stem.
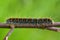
[0,22,60,28]
[4,25,15,40]
[46,27,60,32]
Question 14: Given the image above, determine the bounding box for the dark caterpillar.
[6,18,53,24]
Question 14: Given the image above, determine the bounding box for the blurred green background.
[0,0,60,40]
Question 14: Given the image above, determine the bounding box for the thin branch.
[4,25,15,40]
[0,22,59,40]
[46,27,60,32]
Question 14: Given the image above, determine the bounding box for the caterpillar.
[6,18,53,24]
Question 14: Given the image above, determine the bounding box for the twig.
[46,27,60,32]
[0,22,60,40]
[4,25,15,40]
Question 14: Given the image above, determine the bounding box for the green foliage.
[0,0,60,40]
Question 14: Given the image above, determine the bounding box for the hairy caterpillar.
[6,18,53,24]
